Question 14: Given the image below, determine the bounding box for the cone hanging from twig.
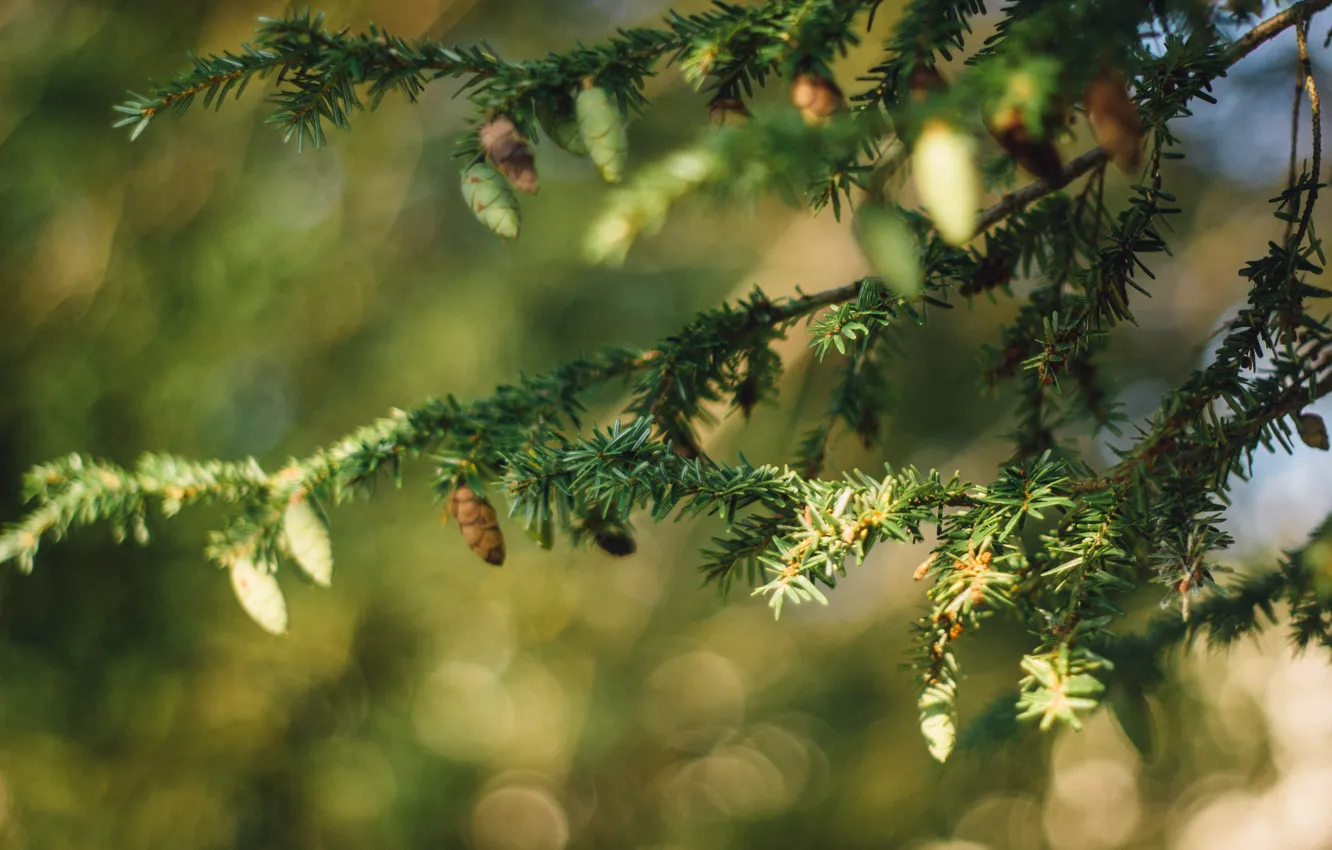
[906,63,948,103]
[229,557,289,635]
[983,70,1067,185]
[855,204,923,297]
[1299,412,1330,450]
[282,496,333,587]
[987,104,1066,186]
[537,94,588,155]
[791,73,843,125]
[594,529,637,556]
[1085,69,1143,173]
[709,95,750,127]
[912,119,981,246]
[460,161,520,239]
[480,114,539,194]
[963,243,1014,296]
[448,484,505,565]
[577,81,628,183]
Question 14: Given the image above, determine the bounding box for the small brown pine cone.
[448,485,506,565]
[906,63,948,103]
[1084,71,1143,173]
[593,529,637,557]
[986,105,1066,186]
[709,95,750,127]
[479,115,539,194]
[963,245,1014,296]
[1299,413,1330,451]
[791,73,843,125]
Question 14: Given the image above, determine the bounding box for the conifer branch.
[14,0,1332,764]
[1234,0,1332,60]
[1292,17,1322,251]
[114,3,890,148]
[976,148,1109,232]
[0,283,857,574]
[966,511,1332,755]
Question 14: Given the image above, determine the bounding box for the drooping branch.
[114,2,889,148]
[0,283,859,573]
[18,0,1329,576]
[10,0,1332,766]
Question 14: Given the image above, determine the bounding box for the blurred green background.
[3,0,1332,848]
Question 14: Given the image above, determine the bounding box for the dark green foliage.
[12,0,1332,764]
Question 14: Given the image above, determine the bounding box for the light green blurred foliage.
[0,0,1326,848]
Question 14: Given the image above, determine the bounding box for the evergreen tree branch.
[0,455,271,574]
[502,415,977,609]
[11,99,1221,576]
[1235,0,1332,60]
[17,0,1330,584]
[114,2,888,148]
[1292,16,1322,251]
[0,283,859,573]
[14,0,1332,765]
[977,148,1109,232]
[964,508,1332,756]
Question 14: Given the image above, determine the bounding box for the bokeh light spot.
[471,785,570,850]
[640,651,746,751]
[413,661,515,762]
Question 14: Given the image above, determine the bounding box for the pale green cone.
[460,161,521,239]
[913,120,980,247]
[854,205,923,298]
[283,497,333,587]
[230,557,288,635]
[576,85,628,183]
[537,96,588,155]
